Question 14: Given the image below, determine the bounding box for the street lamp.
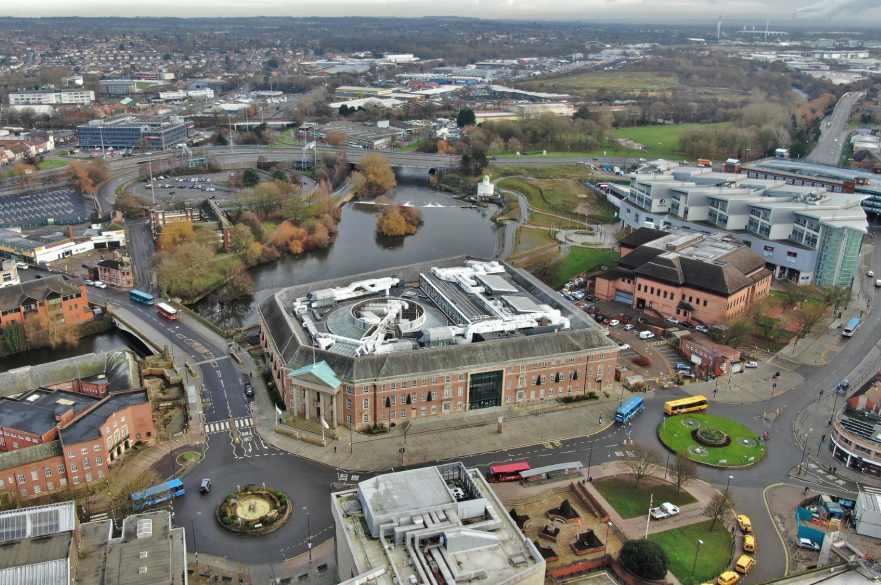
[690,539,704,584]
[799,427,814,475]
[603,521,613,553]
[586,441,594,481]
[303,506,312,564]
[724,474,734,499]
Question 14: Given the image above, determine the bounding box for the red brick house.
[0,276,93,329]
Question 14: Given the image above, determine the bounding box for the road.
[806,91,863,166]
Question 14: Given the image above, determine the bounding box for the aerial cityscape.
[4,6,881,585]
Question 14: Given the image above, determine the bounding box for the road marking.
[205,417,253,434]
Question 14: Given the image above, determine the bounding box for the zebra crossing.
[205,417,254,434]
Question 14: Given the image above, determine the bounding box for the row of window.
[636,283,711,308]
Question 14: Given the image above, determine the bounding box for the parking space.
[131,172,236,204]
[0,188,94,227]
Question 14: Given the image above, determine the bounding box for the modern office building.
[614,169,869,287]
[259,258,618,431]
[830,375,881,477]
[77,116,187,150]
[332,462,545,585]
[9,90,95,106]
[97,79,137,96]
[594,229,772,326]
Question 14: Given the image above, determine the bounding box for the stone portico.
[288,362,342,428]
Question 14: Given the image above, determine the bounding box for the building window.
[96,456,103,466]
[362,398,369,409]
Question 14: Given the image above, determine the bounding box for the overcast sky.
[3,0,881,25]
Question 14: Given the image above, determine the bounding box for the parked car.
[199,478,212,494]
[623,323,635,331]
[798,537,820,551]
[875,279,881,288]
[639,331,655,340]
[83,279,94,286]
[734,554,755,575]
[649,502,680,519]
[608,319,620,327]
[695,325,709,333]
[745,360,759,368]
[618,343,631,351]
[868,270,875,277]
[675,362,692,371]
[244,381,254,398]
[737,514,752,533]
[665,317,680,325]
[836,379,851,394]
[716,571,741,585]
[93,281,107,289]
[15,261,29,270]
[743,534,756,553]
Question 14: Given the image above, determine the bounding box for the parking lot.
[0,188,95,228]
[130,172,236,205]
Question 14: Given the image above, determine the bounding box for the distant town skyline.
[4,0,881,26]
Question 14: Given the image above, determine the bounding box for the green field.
[594,476,696,519]
[36,159,69,170]
[522,71,680,94]
[659,413,767,467]
[612,123,730,160]
[547,247,619,289]
[648,520,733,585]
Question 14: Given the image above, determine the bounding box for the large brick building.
[594,229,772,326]
[0,389,155,500]
[259,258,619,431]
[0,275,92,329]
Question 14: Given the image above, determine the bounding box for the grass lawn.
[522,71,680,94]
[612,123,731,160]
[490,165,596,181]
[36,158,69,170]
[547,247,619,289]
[528,211,583,230]
[649,520,733,585]
[659,413,767,467]
[512,226,556,257]
[594,476,696,519]
[273,129,300,146]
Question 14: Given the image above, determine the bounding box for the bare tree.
[670,453,697,494]
[624,446,659,488]
[704,492,732,531]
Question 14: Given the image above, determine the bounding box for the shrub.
[620,539,668,580]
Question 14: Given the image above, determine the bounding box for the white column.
[304,389,312,420]
[319,392,328,425]
[331,394,338,428]
[291,382,301,417]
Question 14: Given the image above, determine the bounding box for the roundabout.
[216,486,292,535]
[658,413,767,468]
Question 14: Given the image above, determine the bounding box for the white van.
[875,279,881,288]
[639,331,655,340]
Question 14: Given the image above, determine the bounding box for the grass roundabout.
[658,413,766,468]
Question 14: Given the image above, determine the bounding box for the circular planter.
[216,486,292,536]
[693,427,731,447]
[658,413,766,468]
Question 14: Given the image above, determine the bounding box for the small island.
[377,204,423,237]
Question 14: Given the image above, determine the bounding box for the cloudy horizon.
[3,0,881,26]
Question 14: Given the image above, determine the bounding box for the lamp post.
[303,506,312,564]
[798,427,814,475]
[724,474,734,499]
[604,521,613,553]
[586,441,594,481]
[690,539,704,584]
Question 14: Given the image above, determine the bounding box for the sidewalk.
[189,538,336,585]
[241,346,626,471]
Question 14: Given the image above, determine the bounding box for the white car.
[666,317,680,325]
[618,343,631,351]
[608,319,620,327]
[695,325,709,333]
[83,279,94,286]
[868,270,875,278]
[15,262,29,270]
[623,323,635,331]
[639,331,655,340]
[93,281,107,289]
[650,502,680,519]
[745,360,759,368]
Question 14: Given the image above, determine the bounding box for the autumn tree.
[326,131,347,147]
[352,153,397,198]
[377,205,422,237]
[68,161,97,194]
[158,221,196,252]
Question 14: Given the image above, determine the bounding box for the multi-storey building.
[332,463,545,585]
[614,168,869,287]
[8,90,95,106]
[0,389,155,499]
[76,115,187,150]
[0,259,19,288]
[96,257,134,288]
[594,229,772,325]
[259,258,618,431]
[0,276,92,329]
[830,375,881,477]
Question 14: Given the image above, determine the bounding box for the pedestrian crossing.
[205,417,253,434]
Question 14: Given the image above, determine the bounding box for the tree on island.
[377,204,422,237]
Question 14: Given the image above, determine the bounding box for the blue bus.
[615,396,645,424]
[129,289,155,305]
[842,317,861,338]
[131,479,185,511]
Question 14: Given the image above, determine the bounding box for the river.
[196,177,501,329]
[0,329,150,373]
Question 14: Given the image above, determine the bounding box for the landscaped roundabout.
[216,485,292,535]
[658,413,767,468]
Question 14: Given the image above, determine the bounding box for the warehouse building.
[259,258,618,431]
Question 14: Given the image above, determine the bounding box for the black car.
[244,381,254,398]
